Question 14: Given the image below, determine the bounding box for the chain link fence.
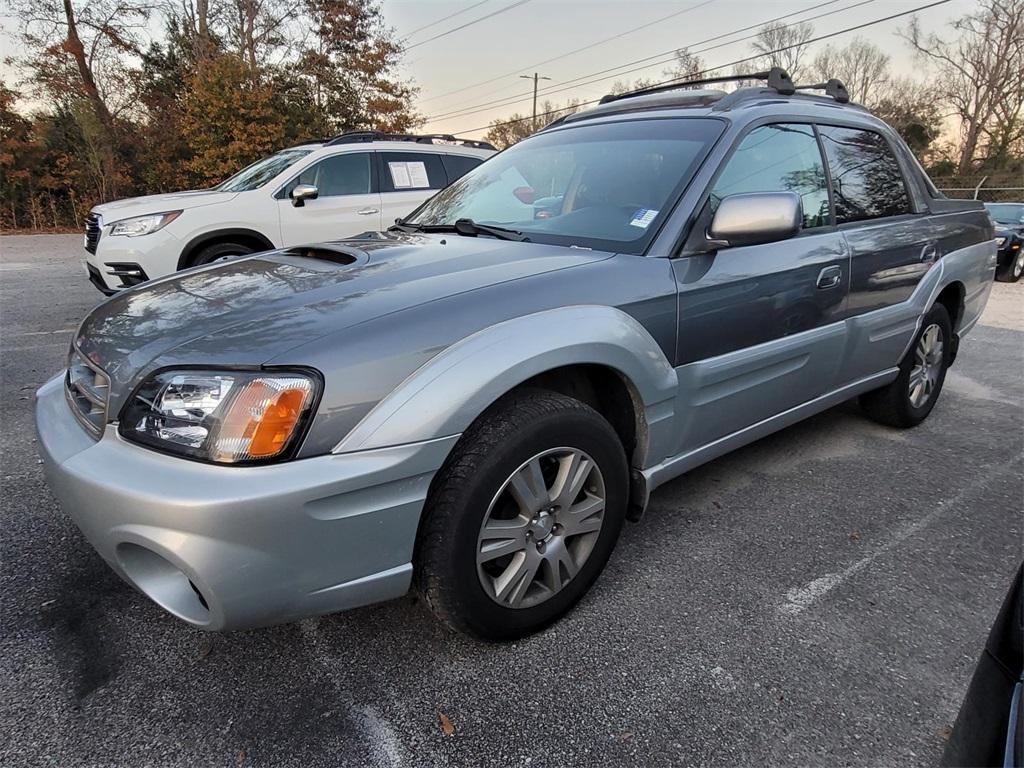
[931,173,1024,202]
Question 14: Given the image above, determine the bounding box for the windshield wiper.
[388,218,529,242]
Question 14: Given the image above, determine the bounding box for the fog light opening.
[115,543,211,625]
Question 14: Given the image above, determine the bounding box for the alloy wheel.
[908,323,944,408]
[476,447,605,609]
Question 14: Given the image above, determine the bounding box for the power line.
[417,0,720,105]
[401,0,494,41]
[424,0,869,123]
[446,0,953,137]
[405,0,534,51]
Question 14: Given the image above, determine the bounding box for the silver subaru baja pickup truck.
[36,69,995,640]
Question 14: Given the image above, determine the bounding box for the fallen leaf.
[849,531,861,541]
[236,748,246,767]
[620,731,634,742]
[439,712,455,736]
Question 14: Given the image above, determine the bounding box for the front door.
[671,122,849,454]
[277,151,382,244]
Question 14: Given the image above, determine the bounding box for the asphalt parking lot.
[1,234,1021,767]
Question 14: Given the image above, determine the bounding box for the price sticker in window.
[629,208,658,228]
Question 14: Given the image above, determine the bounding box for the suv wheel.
[189,241,255,268]
[995,249,1024,283]
[417,389,628,640]
[860,302,952,428]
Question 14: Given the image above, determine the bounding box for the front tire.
[188,241,255,268]
[417,389,628,641]
[860,302,952,428]
[995,248,1024,283]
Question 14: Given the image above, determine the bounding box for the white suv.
[83,132,496,293]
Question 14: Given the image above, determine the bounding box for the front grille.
[84,213,102,254]
[65,347,110,440]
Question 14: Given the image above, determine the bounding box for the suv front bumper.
[35,374,456,630]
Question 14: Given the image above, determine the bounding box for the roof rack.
[795,78,850,104]
[323,130,496,151]
[600,67,797,105]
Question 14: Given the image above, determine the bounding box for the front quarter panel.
[331,305,679,466]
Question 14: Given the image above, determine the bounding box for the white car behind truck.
[83,132,495,293]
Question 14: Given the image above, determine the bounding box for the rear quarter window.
[817,125,912,224]
[441,154,485,184]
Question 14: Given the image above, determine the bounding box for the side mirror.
[291,184,319,207]
[707,191,802,249]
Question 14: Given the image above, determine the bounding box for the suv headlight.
[109,211,182,237]
[996,236,1006,247]
[119,369,320,464]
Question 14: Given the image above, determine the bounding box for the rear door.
[816,124,934,381]
[377,151,449,226]
[671,122,850,454]
[276,151,381,244]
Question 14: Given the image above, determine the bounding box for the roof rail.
[599,67,797,105]
[324,130,496,151]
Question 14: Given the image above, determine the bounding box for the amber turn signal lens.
[249,388,308,457]
[212,377,314,462]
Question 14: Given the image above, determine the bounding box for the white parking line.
[5,328,76,337]
[778,456,1021,616]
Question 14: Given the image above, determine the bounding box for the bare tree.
[663,47,705,87]
[749,21,814,81]
[903,0,1024,173]
[812,37,890,106]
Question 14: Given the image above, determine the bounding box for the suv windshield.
[985,203,1024,226]
[218,149,313,193]
[406,118,723,254]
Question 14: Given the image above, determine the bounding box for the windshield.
[218,149,313,193]
[985,203,1024,225]
[407,118,723,254]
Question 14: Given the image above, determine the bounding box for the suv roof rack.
[323,130,496,151]
[599,67,798,105]
[597,67,851,106]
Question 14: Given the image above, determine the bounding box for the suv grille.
[65,348,110,440]
[84,213,102,254]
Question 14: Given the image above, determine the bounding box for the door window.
[380,152,447,192]
[711,123,831,229]
[816,126,912,224]
[282,153,372,198]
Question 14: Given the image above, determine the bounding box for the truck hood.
[92,189,239,219]
[75,232,612,405]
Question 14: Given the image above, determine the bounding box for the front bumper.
[35,375,457,630]
[86,226,181,293]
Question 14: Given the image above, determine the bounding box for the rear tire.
[188,241,255,268]
[860,302,952,428]
[416,389,628,641]
[995,249,1024,283]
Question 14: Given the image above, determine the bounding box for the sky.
[385,0,975,138]
[1,0,976,139]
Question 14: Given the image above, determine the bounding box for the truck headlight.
[119,369,320,463]
[108,211,182,237]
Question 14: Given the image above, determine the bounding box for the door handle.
[920,243,938,263]
[816,265,843,289]
[357,208,380,216]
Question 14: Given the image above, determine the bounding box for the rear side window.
[817,126,912,223]
[380,152,447,192]
[441,154,484,184]
[711,123,831,229]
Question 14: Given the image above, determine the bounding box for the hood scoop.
[278,243,367,266]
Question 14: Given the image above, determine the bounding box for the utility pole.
[519,72,552,131]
